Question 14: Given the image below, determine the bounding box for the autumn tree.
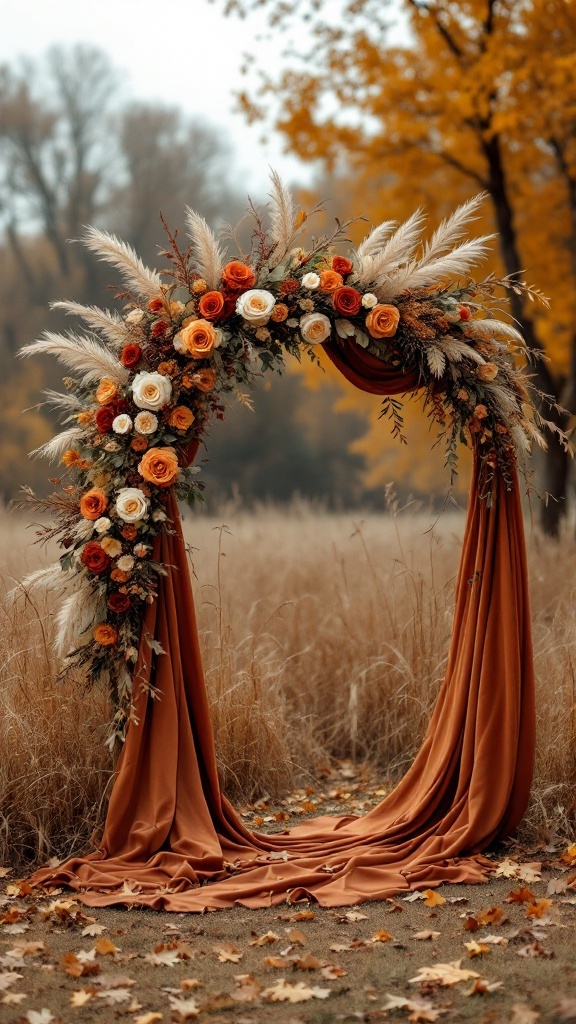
[228,0,576,534]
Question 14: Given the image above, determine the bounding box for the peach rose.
[270,303,289,323]
[96,379,119,405]
[319,269,344,293]
[138,446,180,488]
[79,487,109,521]
[221,261,256,291]
[176,319,217,358]
[94,623,118,646]
[168,405,195,431]
[365,303,401,339]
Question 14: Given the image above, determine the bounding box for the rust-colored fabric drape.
[30,341,535,910]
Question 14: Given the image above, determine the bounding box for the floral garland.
[19,173,553,746]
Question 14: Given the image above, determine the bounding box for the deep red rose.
[81,541,111,575]
[148,297,164,312]
[95,406,115,433]
[332,256,353,276]
[121,343,142,368]
[107,591,131,613]
[113,398,131,415]
[151,319,168,337]
[333,286,362,317]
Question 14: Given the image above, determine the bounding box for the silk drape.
[30,341,535,910]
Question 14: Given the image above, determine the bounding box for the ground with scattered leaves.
[3,828,576,1024]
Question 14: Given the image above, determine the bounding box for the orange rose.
[333,286,362,317]
[96,379,119,405]
[270,303,289,323]
[111,568,131,583]
[94,623,118,646]
[198,290,225,319]
[168,405,195,432]
[79,487,109,521]
[221,261,256,291]
[121,524,138,540]
[138,446,180,488]
[192,368,217,392]
[319,270,344,293]
[365,303,401,339]
[147,297,165,312]
[332,256,353,276]
[131,436,148,452]
[178,318,217,358]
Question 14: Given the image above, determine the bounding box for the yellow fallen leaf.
[261,978,330,1003]
[134,1014,163,1024]
[288,928,307,944]
[414,930,441,940]
[464,941,491,958]
[370,930,393,943]
[525,899,553,919]
[294,953,321,970]
[423,889,447,908]
[70,990,94,1007]
[409,960,480,986]
[94,938,118,956]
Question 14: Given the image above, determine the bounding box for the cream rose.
[112,413,133,435]
[362,292,378,309]
[115,487,150,523]
[101,536,123,558]
[134,411,158,435]
[235,289,276,325]
[94,516,111,535]
[301,272,320,290]
[117,555,135,572]
[125,309,144,325]
[131,371,172,411]
[300,312,331,345]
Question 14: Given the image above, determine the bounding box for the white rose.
[362,292,378,309]
[116,554,135,572]
[115,487,150,524]
[134,411,158,435]
[235,289,276,325]
[94,516,111,535]
[131,371,172,411]
[302,272,320,290]
[300,312,331,346]
[112,413,132,435]
[125,308,144,325]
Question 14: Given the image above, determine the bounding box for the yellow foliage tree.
[230,0,576,532]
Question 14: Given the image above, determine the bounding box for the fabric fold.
[29,339,535,911]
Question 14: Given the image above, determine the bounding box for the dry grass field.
[1,498,575,868]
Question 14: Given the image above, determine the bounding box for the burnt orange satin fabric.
[30,341,535,910]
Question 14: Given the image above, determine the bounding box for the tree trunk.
[482,133,568,536]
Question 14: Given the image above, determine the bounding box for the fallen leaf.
[264,955,292,968]
[212,942,242,963]
[476,906,504,926]
[516,941,553,958]
[94,937,118,956]
[547,877,567,895]
[144,948,182,967]
[292,910,315,921]
[344,909,369,922]
[464,916,479,932]
[482,934,508,946]
[294,953,321,970]
[96,987,133,1005]
[134,1014,163,1024]
[494,857,521,878]
[26,1011,55,1024]
[466,978,503,995]
[7,941,45,958]
[525,898,553,919]
[423,889,446,908]
[414,930,441,941]
[381,993,446,1021]
[464,941,491,958]
[370,929,393,943]
[409,960,480,986]
[232,973,262,1002]
[61,953,101,978]
[0,867,12,877]
[70,990,94,1007]
[0,972,23,991]
[167,994,200,1018]
[261,978,331,1003]
[250,930,279,946]
[560,843,576,865]
[82,923,106,937]
[510,1005,541,1023]
[321,964,347,979]
[287,929,307,944]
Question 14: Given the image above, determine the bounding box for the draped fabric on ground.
[29,341,535,910]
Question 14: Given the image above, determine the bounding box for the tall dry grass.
[1,500,575,867]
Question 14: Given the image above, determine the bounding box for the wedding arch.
[22,174,551,910]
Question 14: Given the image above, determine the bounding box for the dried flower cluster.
[17,173,553,745]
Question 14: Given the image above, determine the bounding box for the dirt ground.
[2,766,576,1024]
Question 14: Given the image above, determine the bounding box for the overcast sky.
[0,0,316,191]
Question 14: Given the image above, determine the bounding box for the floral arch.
[22,173,552,910]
